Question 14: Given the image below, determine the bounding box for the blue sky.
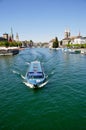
[0,0,86,42]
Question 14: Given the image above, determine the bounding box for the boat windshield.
[27,72,44,79]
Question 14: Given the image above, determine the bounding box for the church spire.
[77,31,82,38]
[78,31,81,36]
[64,28,70,38]
[11,27,14,41]
[8,27,14,42]
[16,33,19,41]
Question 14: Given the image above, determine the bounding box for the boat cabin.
[27,61,44,79]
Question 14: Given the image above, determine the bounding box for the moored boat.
[62,48,81,54]
[81,49,86,55]
[74,50,81,54]
[0,47,19,55]
[25,61,46,88]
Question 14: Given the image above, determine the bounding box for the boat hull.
[25,78,46,88]
[25,61,46,88]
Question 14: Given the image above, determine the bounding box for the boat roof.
[29,61,43,73]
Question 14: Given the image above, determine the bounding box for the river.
[0,48,86,130]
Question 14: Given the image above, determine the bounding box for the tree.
[5,41,10,47]
[60,40,62,46]
[53,37,59,48]
[29,40,33,47]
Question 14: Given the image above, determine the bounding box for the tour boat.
[25,61,46,88]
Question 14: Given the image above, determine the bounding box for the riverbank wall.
[0,47,19,56]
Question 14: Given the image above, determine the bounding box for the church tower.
[11,27,14,41]
[64,28,70,38]
[8,27,14,42]
[65,29,68,38]
[16,33,19,41]
[67,28,70,37]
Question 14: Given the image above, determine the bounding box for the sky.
[0,0,86,42]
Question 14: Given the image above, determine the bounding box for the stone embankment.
[0,47,19,56]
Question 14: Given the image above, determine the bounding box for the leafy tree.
[60,40,62,46]
[29,40,33,47]
[68,40,71,45]
[5,41,10,47]
[66,43,86,49]
[0,41,22,47]
[53,37,59,48]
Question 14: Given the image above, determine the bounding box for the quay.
[0,47,19,56]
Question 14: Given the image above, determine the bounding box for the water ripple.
[0,48,86,130]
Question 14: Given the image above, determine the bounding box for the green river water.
[0,48,86,130]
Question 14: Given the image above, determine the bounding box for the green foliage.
[60,40,62,46]
[53,37,59,48]
[0,41,22,47]
[67,44,72,48]
[0,41,9,47]
[29,40,33,47]
[18,42,22,47]
[5,41,10,47]
[0,41,5,46]
[67,43,86,48]
[80,44,86,48]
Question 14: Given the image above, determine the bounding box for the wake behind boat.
[25,61,46,88]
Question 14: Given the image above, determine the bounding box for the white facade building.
[73,37,86,44]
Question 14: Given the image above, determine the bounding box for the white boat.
[62,48,71,53]
[81,49,86,55]
[62,48,81,54]
[25,61,46,88]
